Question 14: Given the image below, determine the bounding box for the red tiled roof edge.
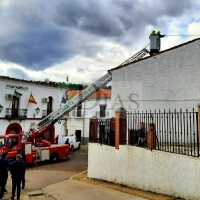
[68,89,111,99]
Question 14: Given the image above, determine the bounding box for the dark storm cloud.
[54,0,194,36]
[0,0,195,71]
[54,1,124,37]
[0,27,71,71]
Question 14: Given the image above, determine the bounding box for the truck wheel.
[50,153,58,161]
[70,146,74,152]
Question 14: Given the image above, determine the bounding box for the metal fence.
[98,119,115,147]
[127,109,199,157]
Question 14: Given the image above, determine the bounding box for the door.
[12,96,19,117]
[47,96,53,115]
[75,130,81,143]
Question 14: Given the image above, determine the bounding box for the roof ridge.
[108,37,200,72]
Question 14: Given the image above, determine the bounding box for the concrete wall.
[88,143,200,200]
[111,40,200,112]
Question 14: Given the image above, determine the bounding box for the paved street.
[4,147,88,199]
[24,149,88,192]
[3,146,174,200]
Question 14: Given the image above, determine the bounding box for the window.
[77,104,82,117]
[11,137,18,146]
[8,137,18,151]
[99,104,106,117]
[0,138,6,148]
[47,96,53,115]
[12,96,19,117]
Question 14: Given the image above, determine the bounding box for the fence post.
[128,129,131,145]
[110,117,116,146]
[197,104,200,149]
[147,123,156,150]
[115,107,127,150]
[89,116,98,143]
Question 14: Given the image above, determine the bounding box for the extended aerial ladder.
[24,45,149,142]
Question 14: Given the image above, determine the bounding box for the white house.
[109,38,200,112]
[88,38,200,200]
[66,89,112,144]
[0,76,66,143]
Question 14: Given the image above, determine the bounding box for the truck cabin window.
[11,137,18,146]
[0,138,6,148]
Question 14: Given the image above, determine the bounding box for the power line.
[0,57,64,101]
[165,35,200,37]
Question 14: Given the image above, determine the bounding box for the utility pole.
[66,76,69,100]
[65,76,69,136]
[82,101,85,145]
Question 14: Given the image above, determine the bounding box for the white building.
[0,76,66,143]
[109,38,200,112]
[66,89,111,144]
[88,38,200,200]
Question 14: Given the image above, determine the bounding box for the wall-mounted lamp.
[0,105,3,113]
[33,107,40,118]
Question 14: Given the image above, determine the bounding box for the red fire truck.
[0,128,70,165]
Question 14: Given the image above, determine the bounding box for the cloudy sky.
[0,0,200,85]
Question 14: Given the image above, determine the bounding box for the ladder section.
[34,73,112,132]
[118,48,149,67]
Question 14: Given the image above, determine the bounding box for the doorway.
[12,96,19,117]
[75,130,81,143]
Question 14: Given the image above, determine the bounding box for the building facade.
[109,38,200,112]
[0,76,66,143]
[66,89,111,144]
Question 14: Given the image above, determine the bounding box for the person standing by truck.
[55,135,59,144]
[0,151,10,200]
[13,148,27,189]
[10,154,26,200]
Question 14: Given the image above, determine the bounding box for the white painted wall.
[111,40,200,113]
[88,143,200,200]
[0,77,66,137]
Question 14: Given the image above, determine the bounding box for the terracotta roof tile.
[68,89,111,99]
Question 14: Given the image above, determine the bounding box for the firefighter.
[156,30,165,38]
[65,138,69,144]
[149,30,156,38]
[10,154,26,200]
[0,151,10,200]
[149,29,165,55]
[55,135,59,144]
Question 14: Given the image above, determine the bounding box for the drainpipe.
[82,101,85,145]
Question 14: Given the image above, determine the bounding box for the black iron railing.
[127,108,199,157]
[98,119,115,147]
[42,110,53,118]
[5,108,27,120]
